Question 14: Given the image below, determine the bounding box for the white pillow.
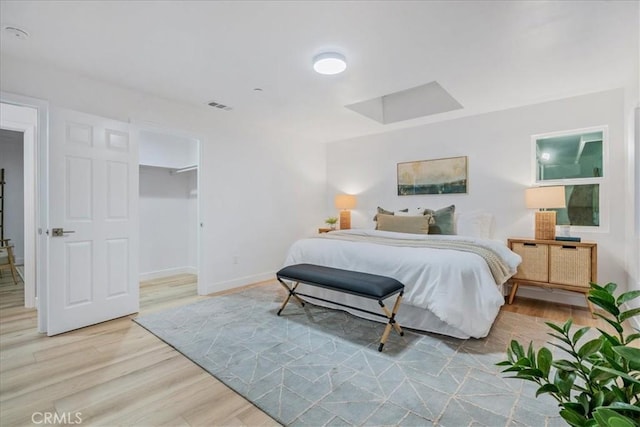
[456,211,494,239]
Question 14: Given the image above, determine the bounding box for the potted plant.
[325,216,338,230]
[497,282,640,426]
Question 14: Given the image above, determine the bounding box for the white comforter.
[283,229,521,338]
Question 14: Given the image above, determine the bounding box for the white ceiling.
[0,1,638,143]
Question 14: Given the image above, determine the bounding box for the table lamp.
[525,186,566,240]
[334,194,357,230]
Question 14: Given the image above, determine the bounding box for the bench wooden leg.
[276,279,305,315]
[378,292,404,352]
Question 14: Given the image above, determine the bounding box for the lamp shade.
[334,194,356,210]
[525,186,566,209]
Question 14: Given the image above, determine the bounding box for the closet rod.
[170,165,198,175]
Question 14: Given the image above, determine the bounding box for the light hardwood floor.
[1,273,605,426]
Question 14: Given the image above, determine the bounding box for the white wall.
[139,130,198,169]
[327,89,631,304]
[139,166,197,279]
[0,55,327,294]
[0,129,24,263]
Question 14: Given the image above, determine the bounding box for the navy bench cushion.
[276,263,404,300]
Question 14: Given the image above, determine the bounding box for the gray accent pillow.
[373,206,407,222]
[423,204,456,235]
[376,214,430,234]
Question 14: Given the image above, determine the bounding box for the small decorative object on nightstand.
[324,216,338,230]
[318,228,333,234]
[507,238,597,317]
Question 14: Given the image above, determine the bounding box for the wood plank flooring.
[0,273,609,426]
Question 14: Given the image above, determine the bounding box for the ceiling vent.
[207,101,232,111]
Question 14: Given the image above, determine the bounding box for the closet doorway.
[138,129,200,297]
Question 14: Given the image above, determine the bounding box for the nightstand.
[318,228,335,233]
[507,238,598,317]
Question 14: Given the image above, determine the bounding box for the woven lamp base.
[535,211,556,240]
[339,210,351,230]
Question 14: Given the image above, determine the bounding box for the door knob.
[51,228,75,237]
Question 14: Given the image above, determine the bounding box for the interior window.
[534,128,606,228]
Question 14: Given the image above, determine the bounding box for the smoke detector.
[3,26,30,40]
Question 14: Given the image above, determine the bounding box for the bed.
[282,226,522,339]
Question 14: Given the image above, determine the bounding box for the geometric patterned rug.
[134,283,566,426]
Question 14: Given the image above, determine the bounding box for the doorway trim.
[1,92,49,333]
[133,121,203,296]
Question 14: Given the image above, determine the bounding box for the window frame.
[530,125,609,233]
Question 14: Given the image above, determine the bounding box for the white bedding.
[283,229,521,339]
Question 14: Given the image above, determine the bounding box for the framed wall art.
[397,156,468,195]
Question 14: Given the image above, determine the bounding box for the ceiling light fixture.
[313,52,347,75]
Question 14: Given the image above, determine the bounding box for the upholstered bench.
[276,263,405,352]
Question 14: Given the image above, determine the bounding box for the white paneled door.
[47,108,138,335]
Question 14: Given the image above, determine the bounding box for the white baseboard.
[506,283,588,308]
[139,266,198,281]
[202,271,275,296]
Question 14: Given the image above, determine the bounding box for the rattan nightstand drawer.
[549,245,592,288]
[507,238,597,317]
[511,242,549,282]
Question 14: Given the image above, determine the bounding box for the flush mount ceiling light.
[313,52,347,75]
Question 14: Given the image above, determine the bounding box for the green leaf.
[625,333,640,344]
[516,368,545,379]
[560,408,588,427]
[603,282,618,294]
[553,359,579,372]
[617,290,640,305]
[599,402,640,413]
[538,347,553,378]
[595,313,624,334]
[510,340,526,359]
[563,318,574,334]
[620,307,640,323]
[555,369,577,397]
[612,346,640,362]
[598,328,622,346]
[591,288,616,304]
[527,342,536,368]
[546,321,566,334]
[593,366,640,385]
[549,341,575,357]
[592,390,605,410]
[577,392,590,415]
[612,346,640,370]
[590,367,617,383]
[590,282,607,292]
[589,295,620,316]
[572,326,592,345]
[535,383,559,397]
[593,408,638,427]
[548,332,574,347]
[578,338,603,358]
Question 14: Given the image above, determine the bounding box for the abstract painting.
[397,156,467,195]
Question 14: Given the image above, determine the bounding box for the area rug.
[134,283,565,426]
